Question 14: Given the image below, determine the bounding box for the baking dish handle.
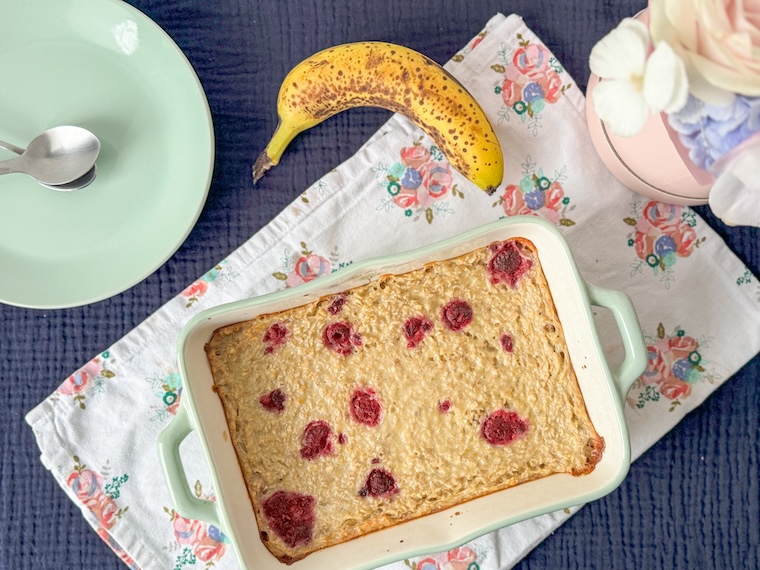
[586,282,647,400]
[158,406,221,528]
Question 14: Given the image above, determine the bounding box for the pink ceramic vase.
[585,9,713,206]
[585,75,713,206]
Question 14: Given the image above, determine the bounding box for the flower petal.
[592,78,649,137]
[708,144,760,227]
[643,41,689,113]
[689,49,760,97]
[649,0,683,47]
[589,18,648,79]
[664,0,700,51]
[682,57,738,106]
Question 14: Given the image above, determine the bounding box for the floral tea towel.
[26,13,760,570]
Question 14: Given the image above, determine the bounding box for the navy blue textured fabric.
[1,1,758,568]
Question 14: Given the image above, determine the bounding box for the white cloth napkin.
[26,13,760,570]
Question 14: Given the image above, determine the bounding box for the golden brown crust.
[206,238,602,562]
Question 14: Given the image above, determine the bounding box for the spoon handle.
[0,161,18,176]
[0,139,25,155]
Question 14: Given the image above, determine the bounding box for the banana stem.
[252,121,302,184]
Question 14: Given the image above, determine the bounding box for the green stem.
[252,121,302,183]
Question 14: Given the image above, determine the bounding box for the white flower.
[589,18,689,137]
[708,139,760,227]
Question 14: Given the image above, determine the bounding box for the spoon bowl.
[41,165,98,191]
[0,126,100,186]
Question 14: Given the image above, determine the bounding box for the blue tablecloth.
[1,0,758,568]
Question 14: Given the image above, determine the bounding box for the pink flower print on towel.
[181,261,232,308]
[272,242,345,288]
[165,480,230,568]
[491,34,572,136]
[494,156,575,226]
[376,139,465,224]
[628,323,720,412]
[66,456,130,532]
[625,200,706,288]
[57,351,116,410]
[407,544,482,570]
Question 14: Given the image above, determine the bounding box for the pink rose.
[668,335,699,360]
[194,534,226,562]
[501,184,530,217]
[660,377,692,400]
[400,145,432,169]
[501,78,523,107]
[173,514,206,545]
[67,469,104,508]
[649,0,760,104]
[544,181,565,210]
[416,558,441,570]
[420,162,453,198]
[393,187,419,209]
[94,495,119,530]
[673,222,697,257]
[642,344,667,385]
[447,546,477,570]
[286,254,331,287]
[538,70,563,103]
[634,230,656,262]
[182,280,208,298]
[639,202,682,234]
[512,44,551,78]
[59,358,102,395]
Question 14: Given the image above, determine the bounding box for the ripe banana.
[253,41,504,194]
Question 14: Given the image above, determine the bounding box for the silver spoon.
[0,135,97,190]
[0,126,100,187]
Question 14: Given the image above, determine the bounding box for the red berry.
[359,468,399,498]
[402,315,433,348]
[327,295,347,315]
[438,399,452,413]
[441,299,473,331]
[481,409,529,446]
[263,323,289,353]
[350,388,383,427]
[323,321,362,355]
[262,490,315,548]
[500,333,514,353]
[300,420,334,459]
[487,241,532,288]
[260,388,286,412]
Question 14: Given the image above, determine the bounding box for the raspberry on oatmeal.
[487,241,532,288]
[300,420,334,459]
[260,388,286,412]
[441,299,473,331]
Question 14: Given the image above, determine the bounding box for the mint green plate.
[0,0,214,309]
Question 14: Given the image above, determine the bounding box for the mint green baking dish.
[158,216,647,569]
